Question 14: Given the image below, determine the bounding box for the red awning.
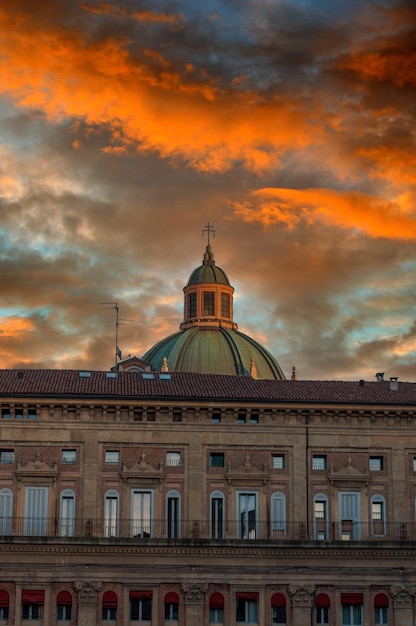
[57,591,72,604]
[316,593,330,608]
[271,593,286,607]
[341,593,363,605]
[0,591,9,608]
[164,592,180,603]
[102,591,118,608]
[22,590,45,604]
[130,591,152,600]
[236,592,259,601]
[374,593,389,608]
[209,593,224,608]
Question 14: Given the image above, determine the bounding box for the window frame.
[313,493,329,540]
[272,454,285,469]
[61,449,77,464]
[131,489,153,538]
[104,489,119,538]
[312,455,327,470]
[210,490,225,539]
[166,451,182,467]
[210,452,225,468]
[166,490,180,539]
[105,450,120,465]
[369,456,384,471]
[60,489,75,537]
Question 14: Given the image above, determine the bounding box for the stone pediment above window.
[329,456,369,487]
[225,453,269,485]
[15,448,59,482]
[120,452,165,485]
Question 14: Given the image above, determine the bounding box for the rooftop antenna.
[202,222,215,246]
[99,302,133,369]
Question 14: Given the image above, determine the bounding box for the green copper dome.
[142,327,285,379]
[141,239,286,380]
[187,244,230,285]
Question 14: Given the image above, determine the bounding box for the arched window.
[374,593,389,625]
[210,490,225,539]
[57,590,72,621]
[209,592,224,624]
[271,492,286,535]
[314,493,329,540]
[316,593,330,625]
[0,590,9,621]
[60,489,75,537]
[104,490,119,537]
[371,494,386,536]
[0,488,12,535]
[166,490,180,539]
[271,593,286,624]
[102,591,117,622]
[164,592,179,621]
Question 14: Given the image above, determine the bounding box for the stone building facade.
[0,369,416,626]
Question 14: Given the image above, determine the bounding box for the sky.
[0,0,415,381]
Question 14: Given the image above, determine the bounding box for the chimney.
[375,372,384,382]
[389,377,398,391]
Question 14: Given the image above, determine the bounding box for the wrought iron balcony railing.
[0,518,415,542]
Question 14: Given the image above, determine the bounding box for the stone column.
[181,584,208,626]
[391,586,415,626]
[74,581,101,626]
[288,585,313,626]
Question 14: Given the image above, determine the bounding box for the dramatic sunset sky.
[0,0,415,380]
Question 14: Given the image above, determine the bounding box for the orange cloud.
[0,7,321,174]
[233,187,416,240]
[0,316,35,338]
[340,48,416,87]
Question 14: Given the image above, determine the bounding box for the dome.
[141,237,286,380]
[142,327,285,379]
[187,244,230,285]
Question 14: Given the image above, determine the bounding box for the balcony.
[0,518,415,542]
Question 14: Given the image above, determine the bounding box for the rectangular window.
[238,492,258,539]
[342,604,363,625]
[1,407,10,419]
[61,449,76,464]
[130,597,152,621]
[15,407,24,419]
[312,455,327,470]
[237,411,246,424]
[22,603,41,620]
[413,456,416,473]
[369,456,383,471]
[250,412,259,424]
[188,293,197,318]
[203,292,215,316]
[24,487,48,536]
[221,293,230,317]
[105,450,120,464]
[28,408,37,419]
[272,454,285,469]
[339,492,361,540]
[236,595,258,623]
[0,449,14,464]
[210,453,225,467]
[131,490,153,537]
[166,451,181,467]
[211,412,221,423]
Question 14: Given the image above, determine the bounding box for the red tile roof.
[0,369,414,405]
